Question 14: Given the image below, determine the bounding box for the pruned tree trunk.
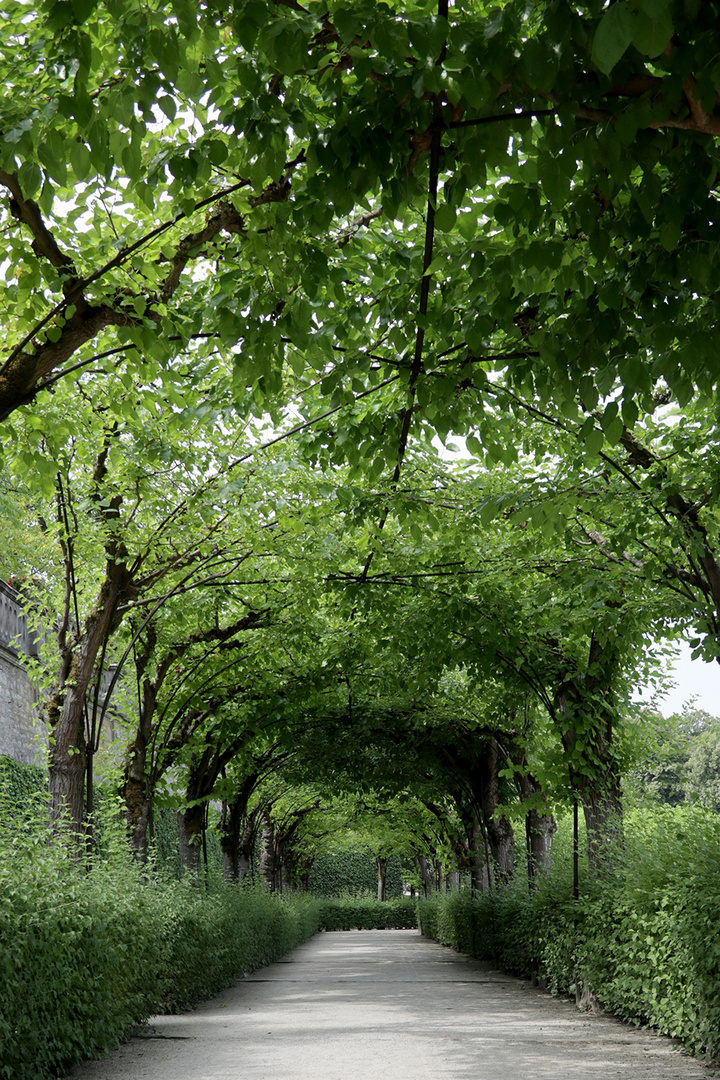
[178,804,204,875]
[127,792,153,862]
[377,857,388,901]
[468,811,490,893]
[505,739,557,885]
[220,799,255,883]
[48,563,132,840]
[526,807,557,881]
[260,812,276,892]
[555,631,624,876]
[476,738,515,883]
[281,855,294,893]
[122,659,159,861]
[416,855,435,897]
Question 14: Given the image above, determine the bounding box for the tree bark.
[446,870,460,891]
[505,739,557,885]
[220,799,256,883]
[281,854,295,893]
[416,855,435,897]
[122,663,159,861]
[555,632,624,876]
[377,857,388,901]
[468,810,490,894]
[48,563,133,839]
[178,804,204,875]
[260,812,276,892]
[475,738,515,883]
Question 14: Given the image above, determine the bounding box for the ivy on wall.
[0,754,45,806]
[307,850,404,899]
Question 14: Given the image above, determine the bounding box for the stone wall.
[0,642,43,765]
[0,580,45,764]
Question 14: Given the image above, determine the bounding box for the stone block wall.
[0,643,43,765]
[0,581,128,766]
[0,581,45,765]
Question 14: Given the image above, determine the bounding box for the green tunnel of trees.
[3,0,720,1067]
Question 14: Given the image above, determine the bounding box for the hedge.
[418,806,720,1061]
[0,796,321,1080]
[307,849,405,898]
[318,896,417,930]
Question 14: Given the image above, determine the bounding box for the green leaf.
[70,140,92,180]
[591,3,637,76]
[537,153,570,208]
[659,220,682,251]
[38,134,67,186]
[158,96,177,122]
[584,427,604,455]
[17,161,42,198]
[434,203,456,232]
[633,0,673,58]
[71,0,98,23]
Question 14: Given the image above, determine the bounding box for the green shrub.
[318,895,417,930]
[156,884,321,1012]
[0,796,321,1080]
[419,807,720,1060]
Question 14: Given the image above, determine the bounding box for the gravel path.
[67,928,715,1080]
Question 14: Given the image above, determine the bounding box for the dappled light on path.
[69,930,710,1080]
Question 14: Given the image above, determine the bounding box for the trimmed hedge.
[318,896,417,930]
[307,850,405,898]
[0,798,321,1080]
[418,806,720,1061]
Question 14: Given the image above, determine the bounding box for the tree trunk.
[178,804,204,875]
[377,857,388,901]
[446,870,460,891]
[555,631,624,876]
[220,798,255,883]
[468,811,490,894]
[281,855,294,893]
[526,807,556,881]
[416,855,435,897]
[260,812,276,892]
[48,682,88,836]
[48,562,132,840]
[121,669,158,862]
[475,739,515,883]
[505,739,557,885]
[296,854,313,892]
[127,791,153,862]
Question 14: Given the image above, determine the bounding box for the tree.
[322,448,672,874]
[2,355,322,841]
[3,0,720,450]
[4,0,720,898]
[685,722,720,812]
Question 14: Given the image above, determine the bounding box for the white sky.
[643,639,720,718]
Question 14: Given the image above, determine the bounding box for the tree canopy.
[2,0,720,887]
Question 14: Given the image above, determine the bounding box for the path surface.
[68,929,712,1080]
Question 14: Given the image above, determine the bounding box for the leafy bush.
[318,896,417,930]
[0,795,321,1080]
[418,807,720,1060]
[0,754,45,805]
[307,849,404,898]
